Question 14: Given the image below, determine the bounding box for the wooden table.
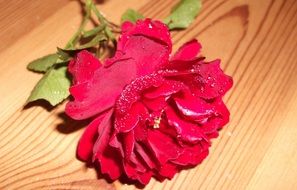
[1,0,297,189]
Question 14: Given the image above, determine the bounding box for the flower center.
[153,117,161,129]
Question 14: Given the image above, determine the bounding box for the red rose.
[65,19,233,185]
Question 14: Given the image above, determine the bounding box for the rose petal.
[165,106,208,144]
[92,110,123,180]
[166,58,205,71]
[77,113,106,161]
[135,142,157,169]
[159,162,179,179]
[123,131,135,159]
[126,153,146,173]
[92,109,113,157]
[146,130,181,165]
[95,148,122,180]
[134,122,148,142]
[121,21,134,32]
[109,132,124,157]
[123,162,152,185]
[138,171,153,185]
[172,145,209,166]
[120,19,172,51]
[214,99,230,126]
[116,19,172,76]
[69,82,89,102]
[142,96,167,112]
[143,80,186,99]
[68,50,101,84]
[123,152,152,184]
[120,35,170,76]
[115,102,148,133]
[158,119,177,138]
[193,59,233,99]
[171,39,201,61]
[66,57,137,120]
[201,99,230,137]
[115,73,164,115]
[174,90,215,123]
[104,51,132,68]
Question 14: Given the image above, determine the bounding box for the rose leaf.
[121,9,144,24]
[27,53,59,73]
[163,0,202,30]
[27,66,71,106]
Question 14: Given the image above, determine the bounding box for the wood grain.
[0,0,297,189]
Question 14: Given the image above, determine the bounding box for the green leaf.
[27,53,59,73]
[121,9,144,23]
[163,0,202,30]
[27,66,71,106]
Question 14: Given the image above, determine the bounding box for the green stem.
[83,24,106,38]
[65,0,92,49]
[89,1,116,41]
[90,2,107,24]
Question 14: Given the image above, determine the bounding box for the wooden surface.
[0,0,297,189]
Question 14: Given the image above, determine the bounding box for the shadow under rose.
[92,162,147,189]
[55,112,90,134]
[23,99,55,111]
[94,0,107,4]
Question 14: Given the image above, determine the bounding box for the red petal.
[92,110,123,180]
[165,106,208,144]
[68,50,101,84]
[116,19,172,76]
[146,130,181,165]
[174,90,215,123]
[95,148,122,180]
[171,39,201,61]
[135,142,157,169]
[144,80,186,99]
[123,131,135,159]
[193,59,233,99]
[92,110,113,155]
[127,153,146,173]
[214,99,230,126]
[66,57,137,120]
[201,99,230,135]
[159,163,179,179]
[134,122,148,142]
[166,58,205,71]
[123,161,152,185]
[69,82,89,102]
[172,145,209,166]
[77,113,106,161]
[137,171,153,185]
[142,96,167,112]
[115,73,164,116]
[109,132,124,157]
[122,151,153,184]
[115,102,148,133]
[104,51,132,68]
[158,119,178,138]
[120,19,172,51]
[121,21,134,31]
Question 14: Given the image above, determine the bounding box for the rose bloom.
[65,19,233,185]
